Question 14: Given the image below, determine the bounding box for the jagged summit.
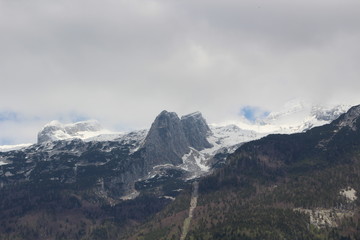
[142,111,189,166]
[181,111,202,119]
[140,110,215,176]
[181,111,212,151]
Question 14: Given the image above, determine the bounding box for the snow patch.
[215,102,349,135]
[182,148,209,172]
[38,120,122,143]
[180,148,210,178]
[181,111,202,120]
[0,143,32,152]
[5,171,13,177]
[206,124,262,154]
[153,164,175,170]
[162,196,175,201]
[121,190,140,200]
[0,161,9,166]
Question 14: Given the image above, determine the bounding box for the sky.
[1,0,360,144]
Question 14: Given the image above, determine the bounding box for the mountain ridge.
[0,103,356,240]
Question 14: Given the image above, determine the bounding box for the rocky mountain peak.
[181,112,212,151]
[154,111,181,129]
[141,110,213,168]
[142,111,190,167]
[181,111,202,120]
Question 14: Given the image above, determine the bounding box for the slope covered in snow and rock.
[221,101,350,135]
[37,120,120,143]
[0,102,356,240]
[0,102,350,180]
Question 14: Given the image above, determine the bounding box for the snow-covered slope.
[206,125,263,153]
[191,102,351,168]
[221,101,350,136]
[36,120,149,146]
[172,102,349,179]
[37,120,121,143]
[0,143,32,152]
[0,103,353,193]
[258,101,349,133]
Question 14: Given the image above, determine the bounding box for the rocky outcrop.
[181,112,212,151]
[142,111,190,166]
[335,105,360,131]
[37,122,64,143]
[142,111,212,168]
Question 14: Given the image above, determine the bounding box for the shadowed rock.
[142,111,213,168]
[181,112,213,151]
[142,111,190,167]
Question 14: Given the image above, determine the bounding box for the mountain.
[0,110,218,240]
[181,111,213,151]
[0,143,32,153]
[16,102,346,153]
[126,105,360,240]
[0,104,354,240]
[37,120,118,143]
[0,111,217,203]
[231,101,350,135]
[0,104,348,195]
[142,110,192,167]
[141,111,215,177]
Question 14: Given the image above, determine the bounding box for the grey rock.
[142,111,190,167]
[181,111,213,151]
[37,124,63,144]
[4,110,215,200]
[335,105,360,131]
[141,111,213,170]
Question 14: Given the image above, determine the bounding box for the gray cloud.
[1,0,360,144]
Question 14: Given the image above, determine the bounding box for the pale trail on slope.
[180,181,199,240]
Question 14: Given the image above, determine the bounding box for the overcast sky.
[1,0,360,144]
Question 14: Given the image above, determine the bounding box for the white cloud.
[1,0,360,144]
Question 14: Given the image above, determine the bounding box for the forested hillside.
[128,105,360,240]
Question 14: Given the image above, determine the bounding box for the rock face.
[311,105,349,122]
[142,111,212,168]
[143,111,190,166]
[181,112,212,151]
[1,110,215,202]
[335,105,360,131]
[37,123,63,143]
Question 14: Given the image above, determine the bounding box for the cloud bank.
[1,0,360,144]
